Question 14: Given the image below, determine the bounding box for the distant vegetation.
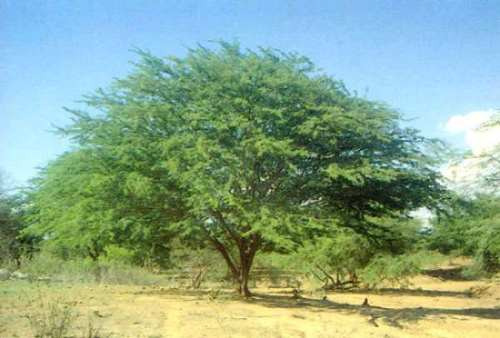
[1,42,498,295]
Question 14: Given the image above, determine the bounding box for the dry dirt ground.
[1,266,499,337]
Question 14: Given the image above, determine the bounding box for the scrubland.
[1,258,499,338]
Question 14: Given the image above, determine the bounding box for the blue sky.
[1,0,499,186]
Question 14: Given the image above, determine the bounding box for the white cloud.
[445,110,500,155]
[445,110,492,134]
[466,126,500,156]
[443,110,500,193]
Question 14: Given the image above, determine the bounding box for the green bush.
[429,194,500,275]
[102,245,136,265]
[359,252,423,288]
[286,228,378,289]
[285,217,445,289]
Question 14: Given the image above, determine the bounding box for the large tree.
[27,42,444,296]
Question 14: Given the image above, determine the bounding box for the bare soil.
[1,265,499,337]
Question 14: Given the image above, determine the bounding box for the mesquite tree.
[27,42,444,296]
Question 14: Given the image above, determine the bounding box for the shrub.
[359,252,424,288]
[19,250,163,285]
[24,292,75,338]
[102,245,137,265]
[429,194,500,275]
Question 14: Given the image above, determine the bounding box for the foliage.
[429,194,500,274]
[359,252,427,288]
[24,152,113,261]
[0,174,36,266]
[287,218,434,288]
[0,192,22,264]
[24,151,173,268]
[103,245,137,265]
[290,229,372,288]
[25,42,446,295]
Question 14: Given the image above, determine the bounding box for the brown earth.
[1,266,499,337]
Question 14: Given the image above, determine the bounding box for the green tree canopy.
[0,172,33,266]
[430,194,500,273]
[26,149,175,266]
[26,42,445,296]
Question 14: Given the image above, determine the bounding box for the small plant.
[81,316,109,338]
[24,293,75,338]
[207,288,222,301]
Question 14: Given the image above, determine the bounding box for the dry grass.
[1,264,499,337]
[24,293,75,338]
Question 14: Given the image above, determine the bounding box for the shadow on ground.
[275,287,473,298]
[248,292,500,328]
[132,287,499,328]
[422,267,472,281]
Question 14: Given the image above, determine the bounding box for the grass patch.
[17,252,164,285]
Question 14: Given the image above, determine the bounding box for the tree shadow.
[327,287,472,298]
[132,287,242,300]
[247,293,500,328]
[422,267,472,281]
[274,287,473,298]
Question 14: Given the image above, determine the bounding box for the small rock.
[12,271,29,280]
[93,310,105,318]
[37,276,51,282]
[93,310,111,318]
[0,269,10,281]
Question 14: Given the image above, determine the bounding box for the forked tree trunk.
[209,234,259,298]
[215,238,258,297]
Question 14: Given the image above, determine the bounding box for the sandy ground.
[1,268,499,337]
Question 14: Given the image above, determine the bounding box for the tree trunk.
[237,253,252,297]
[207,229,260,298]
[236,235,259,297]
